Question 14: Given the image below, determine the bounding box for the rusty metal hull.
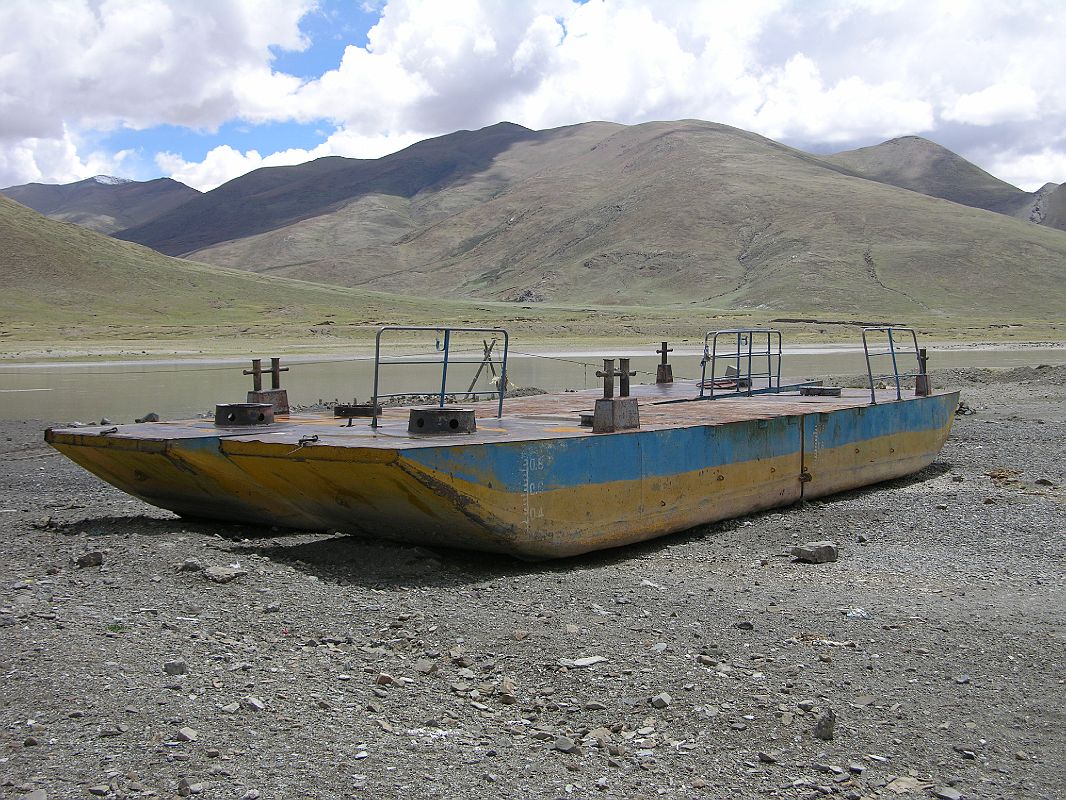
[46,385,958,559]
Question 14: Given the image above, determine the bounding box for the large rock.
[791,541,839,564]
[203,565,247,583]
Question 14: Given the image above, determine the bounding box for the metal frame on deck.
[861,326,921,404]
[370,326,510,428]
[700,329,782,399]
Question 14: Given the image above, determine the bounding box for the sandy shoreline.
[1,340,1064,369]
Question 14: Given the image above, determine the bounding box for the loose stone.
[175,727,198,742]
[75,551,104,568]
[649,693,672,709]
[790,541,838,564]
[812,709,836,741]
[164,659,188,676]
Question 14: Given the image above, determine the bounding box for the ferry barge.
[45,326,957,559]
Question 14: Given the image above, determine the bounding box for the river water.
[1,343,1062,422]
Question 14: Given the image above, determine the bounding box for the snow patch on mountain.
[91,175,133,185]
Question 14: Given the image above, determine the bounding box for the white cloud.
[944,83,1041,126]
[157,129,423,191]
[985,148,1066,193]
[0,126,133,186]
[3,0,1066,191]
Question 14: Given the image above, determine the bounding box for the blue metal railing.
[861,326,921,404]
[370,326,509,428]
[699,329,782,399]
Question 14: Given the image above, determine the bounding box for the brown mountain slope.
[190,120,1066,319]
[824,137,1066,232]
[113,122,545,255]
[1031,182,1066,229]
[1,176,199,234]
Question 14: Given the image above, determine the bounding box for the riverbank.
[2,341,1063,424]
[1,366,1063,799]
[1,313,1062,364]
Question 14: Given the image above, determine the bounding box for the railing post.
[438,329,451,407]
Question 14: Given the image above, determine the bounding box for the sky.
[1,0,1065,193]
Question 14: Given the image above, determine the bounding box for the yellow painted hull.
[47,391,957,559]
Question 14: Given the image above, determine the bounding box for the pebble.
[374,672,396,686]
[87,787,110,796]
[931,788,964,800]
[553,735,578,754]
[757,751,777,763]
[176,777,203,796]
[812,709,836,741]
[75,551,104,568]
[790,541,838,564]
[241,696,266,712]
[179,558,203,572]
[164,659,188,676]
[649,693,672,709]
[558,656,607,668]
[203,565,247,583]
[175,727,198,742]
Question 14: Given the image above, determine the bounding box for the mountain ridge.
[1,176,199,234]
[173,119,1066,318]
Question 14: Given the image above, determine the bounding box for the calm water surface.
[1,343,1062,422]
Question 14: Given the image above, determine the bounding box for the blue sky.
[1,0,1064,192]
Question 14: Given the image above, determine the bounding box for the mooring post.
[618,358,636,397]
[243,359,263,392]
[592,358,640,433]
[268,357,289,390]
[244,357,290,415]
[656,341,674,383]
[596,358,616,399]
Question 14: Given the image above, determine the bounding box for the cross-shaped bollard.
[591,357,640,433]
[595,358,619,399]
[655,341,674,384]
[595,358,637,398]
[244,357,289,391]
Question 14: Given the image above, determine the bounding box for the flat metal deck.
[53,380,951,449]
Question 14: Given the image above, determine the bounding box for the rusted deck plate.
[53,380,951,450]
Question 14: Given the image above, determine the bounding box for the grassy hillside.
[0,194,528,341]
[189,121,1066,321]
[7,194,820,351]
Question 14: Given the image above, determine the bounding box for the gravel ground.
[1,367,1063,800]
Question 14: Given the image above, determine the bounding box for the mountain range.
[3,120,1065,322]
[1,175,199,234]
